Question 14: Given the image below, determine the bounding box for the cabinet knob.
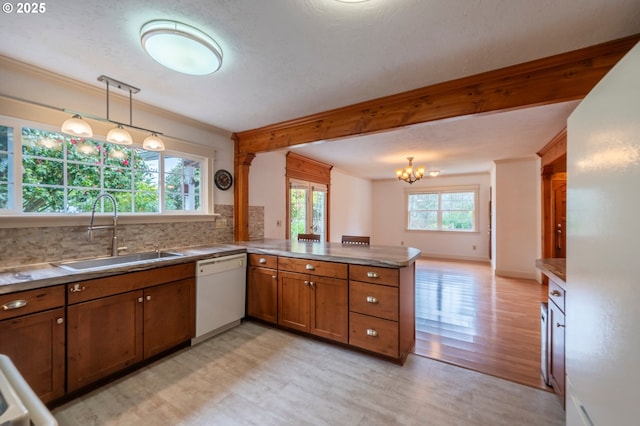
[309,281,315,288]
[550,290,562,297]
[56,317,64,325]
[259,258,267,264]
[138,297,144,303]
[305,264,315,270]
[366,329,378,337]
[1,299,27,310]
[272,275,277,280]
[366,296,378,304]
[69,284,86,293]
[304,280,309,286]
[146,295,152,301]
[367,272,379,278]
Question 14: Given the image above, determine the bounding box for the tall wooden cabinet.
[0,286,65,403]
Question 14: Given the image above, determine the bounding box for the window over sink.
[0,120,208,216]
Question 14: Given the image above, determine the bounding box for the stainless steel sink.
[53,251,184,272]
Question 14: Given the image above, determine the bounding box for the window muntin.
[0,121,208,215]
[407,187,478,232]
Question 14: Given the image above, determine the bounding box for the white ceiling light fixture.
[106,124,133,145]
[143,133,165,151]
[61,114,93,137]
[140,20,223,75]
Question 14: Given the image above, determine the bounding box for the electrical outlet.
[215,219,227,229]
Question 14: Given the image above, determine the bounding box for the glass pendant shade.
[140,20,222,75]
[106,125,133,145]
[143,133,165,151]
[61,114,93,137]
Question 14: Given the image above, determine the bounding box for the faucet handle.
[154,243,160,253]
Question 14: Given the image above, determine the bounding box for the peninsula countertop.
[1,240,421,295]
[536,258,566,285]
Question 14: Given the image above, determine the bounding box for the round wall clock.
[214,169,233,190]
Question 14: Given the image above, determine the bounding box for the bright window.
[289,179,327,240]
[407,186,478,232]
[0,121,207,215]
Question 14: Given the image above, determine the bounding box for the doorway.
[289,179,327,240]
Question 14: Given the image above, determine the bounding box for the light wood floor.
[413,258,549,390]
[53,322,564,425]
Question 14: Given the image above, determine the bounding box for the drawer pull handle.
[550,290,562,297]
[305,264,315,270]
[557,322,565,328]
[56,317,64,325]
[69,284,86,293]
[259,258,267,264]
[366,296,378,304]
[367,272,379,278]
[366,329,378,337]
[1,299,27,310]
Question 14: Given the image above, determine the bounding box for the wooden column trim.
[233,34,640,154]
[233,135,255,241]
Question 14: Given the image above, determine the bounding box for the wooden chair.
[341,235,370,245]
[298,233,321,242]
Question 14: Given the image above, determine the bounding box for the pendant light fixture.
[140,20,223,75]
[143,133,165,151]
[61,114,93,137]
[106,124,133,145]
[101,75,135,146]
[396,157,426,184]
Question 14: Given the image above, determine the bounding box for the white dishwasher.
[192,253,247,345]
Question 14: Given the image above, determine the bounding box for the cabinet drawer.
[350,281,398,321]
[349,312,398,358]
[68,262,195,304]
[0,286,65,321]
[549,280,565,313]
[278,257,347,279]
[248,253,278,269]
[349,265,398,287]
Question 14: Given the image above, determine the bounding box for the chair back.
[298,233,321,242]
[341,235,370,245]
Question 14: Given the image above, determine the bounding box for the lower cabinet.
[0,286,65,403]
[247,254,278,324]
[548,278,566,408]
[278,258,349,344]
[66,263,195,393]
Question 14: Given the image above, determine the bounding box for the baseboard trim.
[419,253,491,263]
[494,269,537,280]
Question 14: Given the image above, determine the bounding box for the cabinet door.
[0,308,65,403]
[310,276,348,343]
[548,301,566,407]
[247,266,278,324]
[278,271,310,332]
[144,278,195,358]
[67,291,144,392]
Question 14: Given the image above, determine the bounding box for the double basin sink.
[53,251,184,272]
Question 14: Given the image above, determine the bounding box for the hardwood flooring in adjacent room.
[414,258,550,390]
[53,322,563,426]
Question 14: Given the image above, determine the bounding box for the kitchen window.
[0,121,207,215]
[407,186,478,232]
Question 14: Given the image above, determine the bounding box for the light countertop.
[536,258,566,285]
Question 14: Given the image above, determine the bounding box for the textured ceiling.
[1,0,639,178]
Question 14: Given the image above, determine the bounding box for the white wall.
[329,168,373,242]
[493,157,540,278]
[372,173,490,261]
[566,41,640,426]
[249,151,287,239]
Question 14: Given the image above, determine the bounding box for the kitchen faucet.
[87,193,119,256]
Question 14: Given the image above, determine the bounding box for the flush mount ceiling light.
[140,20,223,75]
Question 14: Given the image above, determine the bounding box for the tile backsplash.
[0,204,265,269]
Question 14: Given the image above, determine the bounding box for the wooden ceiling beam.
[234,34,640,154]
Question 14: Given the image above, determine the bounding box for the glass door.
[289,179,327,241]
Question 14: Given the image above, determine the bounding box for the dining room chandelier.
[395,157,440,183]
[60,75,165,151]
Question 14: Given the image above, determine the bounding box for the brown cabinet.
[66,263,195,392]
[247,254,278,324]
[0,286,65,403]
[278,257,348,344]
[349,264,415,363]
[548,278,566,408]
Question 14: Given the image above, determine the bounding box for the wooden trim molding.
[537,128,567,169]
[233,34,640,240]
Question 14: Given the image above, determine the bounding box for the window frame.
[405,185,479,233]
[0,115,215,224]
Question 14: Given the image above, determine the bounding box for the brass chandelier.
[395,157,439,183]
